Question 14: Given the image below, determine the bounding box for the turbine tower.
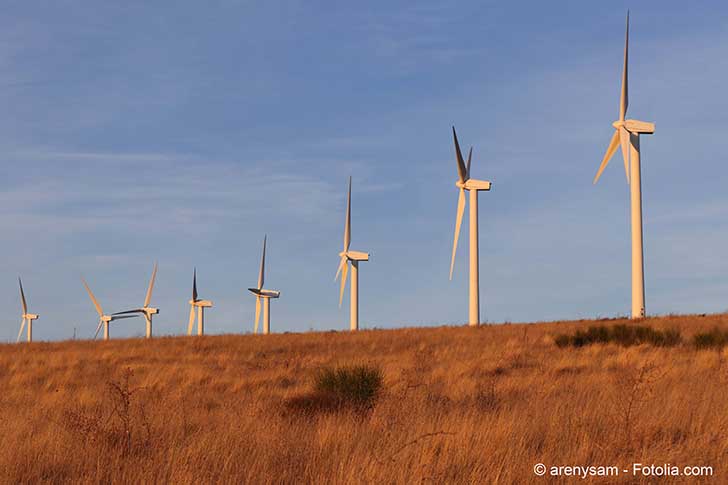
[188,269,212,336]
[16,278,39,343]
[248,235,280,334]
[335,177,370,331]
[112,263,160,338]
[82,278,138,340]
[593,12,654,319]
[449,127,492,326]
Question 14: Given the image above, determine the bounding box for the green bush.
[314,364,384,408]
[693,328,728,349]
[285,364,384,416]
[554,325,681,348]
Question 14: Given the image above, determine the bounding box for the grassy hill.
[1,314,727,484]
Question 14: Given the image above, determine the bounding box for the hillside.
[1,314,727,484]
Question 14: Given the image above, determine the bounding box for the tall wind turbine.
[112,263,160,338]
[593,12,654,319]
[449,127,492,326]
[82,278,138,340]
[248,235,280,334]
[16,278,39,343]
[188,269,212,336]
[335,177,369,331]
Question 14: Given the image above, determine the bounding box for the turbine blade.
[452,127,467,182]
[593,130,620,184]
[144,262,158,308]
[620,11,629,121]
[466,147,472,179]
[449,188,466,280]
[94,320,103,340]
[619,126,631,183]
[17,318,26,343]
[192,268,198,301]
[335,256,346,282]
[18,277,27,315]
[344,177,351,252]
[254,296,261,334]
[339,260,349,308]
[258,235,266,290]
[82,278,104,317]
[188,305,196,335]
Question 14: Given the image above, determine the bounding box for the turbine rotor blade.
[452,127,467,183]
[449,188,466,280]
[188,305,196,335]
[335,255,346,282]
[258,235,266,290]
[144,262,158,308]
[620,11,629,121]
[254,296,261,334]
[192,268,198,301]
[17,317,26,343]
[339,260,349,308]
[82,278,104,317]
[344,177,351,252]
[466,147,472,179]
[619,126,631,183]
[19,277,27,315]
[593,130,621,184]
[94,320,103,340]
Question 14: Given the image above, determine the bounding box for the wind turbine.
[111,263,160,338]
[592,12,654,319]
[449,127,492,326]
[188,269,212,336]
[16,278,39,343]
[82,278,138,340]
[335,177,370,331]
[248,235,280,334]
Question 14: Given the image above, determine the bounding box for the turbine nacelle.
[248,288,280,299]
[612,119,655,134]
[456,179,492,191]
[189,299,213,307]
[22,313,39,320]
[340,250,370,262]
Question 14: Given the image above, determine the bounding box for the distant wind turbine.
[248,235,280,334]
[188,269,212,336]
[82,278,138,340]
[592,12,654,319]
[112,263,160,338]
[335,177,370,331]
[17,278,39,343]
[449,127,492,326]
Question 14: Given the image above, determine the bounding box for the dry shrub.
[554,324,681,348]
[693,327,728,349]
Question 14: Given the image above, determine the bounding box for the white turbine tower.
[82,278,138,340]
[593,12,654,319]
[248,235,280,334]
[449,127,492,326]
[335,177,370,331]
[112,263,160,338]
[188,269,212,336]
[16,278,39,343]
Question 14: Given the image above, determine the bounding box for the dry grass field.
[1,314,727,484]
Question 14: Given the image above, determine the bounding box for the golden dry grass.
[1,314,727,484]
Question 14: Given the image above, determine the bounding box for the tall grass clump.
[554,324,681,348]
[693,327,728,349]
[285,364,384,415]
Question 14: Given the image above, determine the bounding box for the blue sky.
[1,1,728,341]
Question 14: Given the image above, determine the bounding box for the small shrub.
[693,328,728,349]
[285,364,384,416]
[314,364,384,408]
[554,325,681,348]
